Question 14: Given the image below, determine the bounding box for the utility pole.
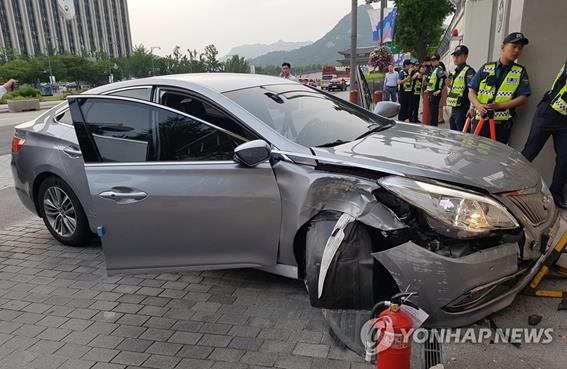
[379,0,386,45]
[349,0,358,104]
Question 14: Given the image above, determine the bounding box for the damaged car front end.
[268,128,560,328]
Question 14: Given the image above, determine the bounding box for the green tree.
[255,65,280,76]
[203,44,221,72]
[125,45,153,78]
[223,55,249,73]
[367,0,454,60]
[187,49,207,73]
[162,46,190,74]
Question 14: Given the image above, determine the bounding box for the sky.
[127,0,371,57]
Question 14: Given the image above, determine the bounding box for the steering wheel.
[296,118,324,146]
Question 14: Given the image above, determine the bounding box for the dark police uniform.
[448,64,475,131]
[398,65,413,121]
[447,45,475,131]
[426,57,445,126]
[409,70,424,123]
[468,60,531,143]
[522,61,567,207]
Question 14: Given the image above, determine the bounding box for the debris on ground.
[528,314,543,326]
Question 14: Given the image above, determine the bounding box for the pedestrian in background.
[447,45,476,131]
[521,60,567,208]
[468,32,530,144]
[425,54,446,126]
[280,62,298,81]
[398,59,414,121]
[409,64,426,123]
[0,79,17,99]
[383,64,398,102]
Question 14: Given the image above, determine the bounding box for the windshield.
[322,75,334,80]
[224,84,390,147]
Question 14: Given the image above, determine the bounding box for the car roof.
[103,73,296,93]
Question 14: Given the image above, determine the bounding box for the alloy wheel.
[43,186,77,237]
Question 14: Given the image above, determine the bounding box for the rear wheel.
[38,177,94,246]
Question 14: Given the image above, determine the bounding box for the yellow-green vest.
[413,75,423,95]
[426,66,443,92]
[447,65,471,107]
[550,63,567,116]
[402,70,413,92]
[475,62,524,120]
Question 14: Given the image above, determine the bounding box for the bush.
[15,86,40,98]
[1,86,41,103]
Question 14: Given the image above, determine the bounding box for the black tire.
[38,176,94,246]
[304,212,375,310]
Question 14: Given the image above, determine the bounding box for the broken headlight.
[378,176,519,235]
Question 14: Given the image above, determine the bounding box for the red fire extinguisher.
[367,292,418,369]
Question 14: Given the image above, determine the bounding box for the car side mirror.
[234,140,272,167]
[373,101,401,118]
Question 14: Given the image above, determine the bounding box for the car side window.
[160,91,247,138]
[79,99,156,162]
[107,87,152,101]
[76,98,242,163]
[56,109,73,125]
[157,109,243,161]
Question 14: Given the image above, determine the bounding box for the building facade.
[439,0,567,185]
[0,0,132,57]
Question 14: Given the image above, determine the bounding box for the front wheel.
[304,212,376,310]
[38,177,94,246]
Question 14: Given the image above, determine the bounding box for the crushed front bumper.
[372,213,566,327]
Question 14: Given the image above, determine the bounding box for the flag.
[57,0,76,20]
[368,8,398,44]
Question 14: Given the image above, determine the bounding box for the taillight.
[11,136,25,153]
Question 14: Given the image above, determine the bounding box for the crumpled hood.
[312,123,540,193]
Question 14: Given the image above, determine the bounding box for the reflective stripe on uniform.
[447,65,470,107]
[475,63,524,120]
[550,63,567,116]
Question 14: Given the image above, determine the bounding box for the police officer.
[409,64,426,123]
[468,32,531,144]
[398,59,414,121]
[425,54,446,126]
[521,61,567,208]
[447,45,475,131]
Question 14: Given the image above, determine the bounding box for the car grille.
[506,192,549,226]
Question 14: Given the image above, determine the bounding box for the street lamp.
[150,46,161,76]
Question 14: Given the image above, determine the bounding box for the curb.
[0,100,63,113]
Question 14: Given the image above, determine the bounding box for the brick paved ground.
[0,218,373,369]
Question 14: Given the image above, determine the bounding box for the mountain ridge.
[222,39,313,60]
[248,4,375,67]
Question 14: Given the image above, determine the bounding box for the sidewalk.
[0,100,62,114]
[0,218,373,369]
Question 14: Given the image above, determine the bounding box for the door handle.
[62,145,82,158]
[99,190,147,202]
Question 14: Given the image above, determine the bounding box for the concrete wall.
[463,0,494,69]
[506,0,567,183]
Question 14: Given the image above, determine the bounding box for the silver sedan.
[10,73,563,329]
